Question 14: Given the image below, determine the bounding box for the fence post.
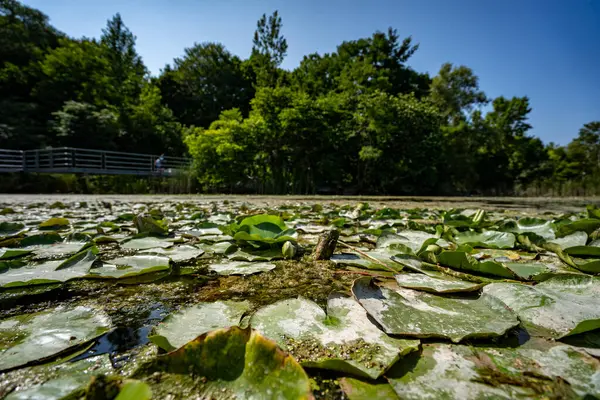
[21,150,25,171]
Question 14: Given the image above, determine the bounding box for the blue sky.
[22,0,600,144]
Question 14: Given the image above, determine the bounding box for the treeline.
[1,1,598,195]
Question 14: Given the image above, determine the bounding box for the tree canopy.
[0,1,597,195]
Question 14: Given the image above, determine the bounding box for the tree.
[100,13,146,107]
[50,101,119,150]
[157,42,254,128]
[251,10,288,87]
[430,63,488,125]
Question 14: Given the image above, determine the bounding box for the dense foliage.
[1,0,598,195]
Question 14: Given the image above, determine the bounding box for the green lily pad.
[0,305,112,371]
[339,377,399,400]
[19,233,62,247]
[139,245,205,263]
[250,294,419,379]
[549,231,588,250]
[376,231,439,254]
[454,231,515,249]
[387,342,598,399]
[352,278,518,343]
[0,250,96,288]
[231,214,297,248]
[133,327,313,399]
[121,236,174,250]
[331,251,401,272]
[437,250,518,279]
[4,354,114,400]
[27,241,90,258]
[0,249,32,260]
[90,255,170,279]
[150,300,251,351]
[114,380,152,400]
[38,218,70,231]
[484,275,600,338]
[394,273,485,293]
[560,330,600,358]
[557,219,600,237]
[133,214,168,235]
[209,261,276,276]
[0,222,25,235]
[502,218,555,240]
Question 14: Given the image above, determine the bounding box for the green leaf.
[437,250,518,279]
[339,377,399,400]
[121,236,174,250]
[114,381,152,400]
[0,305,112,371]
[133,214,168,235]
[0,222,25,235]
[484,275,600,338]
[89,255,170,279]
[387,341,596,399]
[133,327,313,399]
[250,294,419,379]
[0,249,32,260]
[150,301,251,351]
[19,232,62,247]
[352,277,518,343]
[454,230,515,249]
[38,218,70,230]
[556,219,600,238]
[139,245,205,263]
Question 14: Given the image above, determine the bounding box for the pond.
[0,195,599,399]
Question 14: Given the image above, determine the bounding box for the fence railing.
[0,147,191,176]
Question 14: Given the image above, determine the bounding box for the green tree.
[157,42,254,128]
[429,63,488,125]
[251,10,288,87]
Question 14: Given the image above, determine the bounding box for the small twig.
[337,240,398,274]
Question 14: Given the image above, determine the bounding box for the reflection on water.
[70,303,168,367]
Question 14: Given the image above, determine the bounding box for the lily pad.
[133,326,313,399]
[484,275,600,338]
[133,214,168,235]
[0,222,25,235]
[250,294,419,379]
[149,300,251,351]
[209,261,276,276]
[227,248,283,262]
[4,354,114,400]
[38,218,69,230]
[387,342,598,399]
[27,241,90,258]
[90,255,170,279]
[352,278,518,343]
[437,250,518,279]
[0,249,32,260]
[502,218,555,240]
[549,231,588,250]
[339,377,399,400]
[0,305,112,371]
[231,214,297,248]
[121,236,173,250]
[394,273,485,293]
[454,231,515,249]
[139,245,204,263]
[0,250,96,288]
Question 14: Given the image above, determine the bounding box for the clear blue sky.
[21,0,600,145]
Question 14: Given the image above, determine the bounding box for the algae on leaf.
[0,305,112,371]
[250,294,419,379]
[352,278,518,343]
[134,326,313,400]
[150,300,251,351]
[387,343,587,400]
[484,275,600,338]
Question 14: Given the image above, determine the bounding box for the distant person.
[155,154,165,174]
